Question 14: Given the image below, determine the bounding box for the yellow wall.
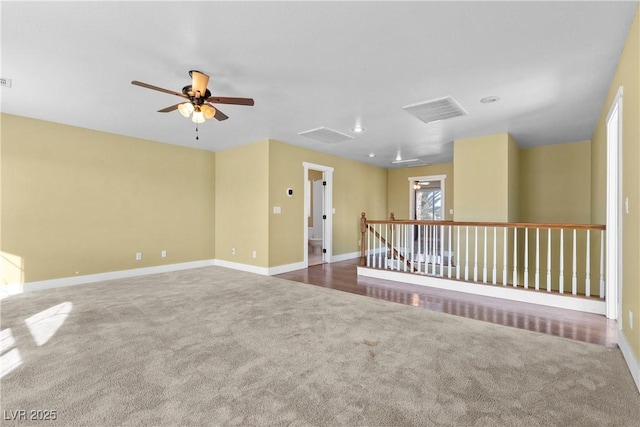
[1,114,215,283]
[268,140,387,267]
[591,7,640,359]
[507,134,520,222]
[520,141,592,224]
[214,139,270,268]
[387,163,454,220]
[453,133,511,222]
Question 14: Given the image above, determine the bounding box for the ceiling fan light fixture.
[201,104,216,120]
[192,110,206,124]
[178,102,195,118]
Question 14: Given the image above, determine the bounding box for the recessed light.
[480,96,500,104]
[368,153,375,158]
[352,125,365,133]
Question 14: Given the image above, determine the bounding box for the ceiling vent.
[402,95,468,124]
[298,127,354,144]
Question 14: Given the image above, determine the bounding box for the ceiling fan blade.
[157,103,182,113]
[210,105,229,121]
[190,70,209,98]
[131,80,188,99]
[206,96,255,106]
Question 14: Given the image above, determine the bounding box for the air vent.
[403,95,468,123]
[298,127,354,144]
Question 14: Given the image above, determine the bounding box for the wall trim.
[618,329,640,394]
[331,251,361,262]
[268,261,307,275]
[0,259,216,300]
[213,259,270,276]
[357,267,606,315]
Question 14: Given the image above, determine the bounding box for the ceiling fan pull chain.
[196,124,199,141]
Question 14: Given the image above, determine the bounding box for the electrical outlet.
[252,250,257,259]
[630,311,634,329]
[161,250,166,258]
[231,248,236,255]
[136,252,142,261]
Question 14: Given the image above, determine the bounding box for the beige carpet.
[1,266,638,426]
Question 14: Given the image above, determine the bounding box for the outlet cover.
[136,252,142,261]
[252,251,257,258]
[161,250,167,258]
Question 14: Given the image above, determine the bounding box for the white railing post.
[492,227,497,284]
[585,229,591,297]
[439,225,444,277]
[524,228,529,289]
[572,229,577,295]
[483,226,488,283]
[559,229,564,294]
[456,226,461,280]
[474,226,478,282]
[448,225,452,278]
[600,230,605,298]
[503,228,508,286]
[547,228,552,292]
[367,225,371,267]
[417,223,422,274]
[535,228,540,290]
[513,227,518,287]
[403,224,408,272]
[465,226,469,281]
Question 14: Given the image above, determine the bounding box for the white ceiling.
[1,1,637,168]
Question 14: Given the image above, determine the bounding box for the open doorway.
[303,162,334,268]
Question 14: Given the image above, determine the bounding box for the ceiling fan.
[131,70,254,124]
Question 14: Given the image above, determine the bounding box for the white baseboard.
[618,329,640,394]
[357,266,606,315]
[213,259,269,276]
[331,251,362,262]
[268,261,306,275]
[0,260,216,300]
[214,259,307,276]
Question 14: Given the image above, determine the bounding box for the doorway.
[303,162,334,268]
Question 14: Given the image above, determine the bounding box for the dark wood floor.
[276,258,618,348]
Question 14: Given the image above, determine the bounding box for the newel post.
[389,212,395,221]
[360,212,367,262]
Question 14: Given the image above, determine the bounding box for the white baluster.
[432,225,437,276]
[448,225,452,278]
[585,229,591,297]
[492,227,497,284]
[559,229,564,294]
[465,226,469,281]
[473,226,478,282]
[403,224,408,272]
[572,229,577,295]
[417,222,422,274]
[366,224,370,267]
[513,228,518,287]
[547,228,552,292]
[599,230,605,298]
[439,225,444,276]
[535,228,540,290]
[456,226,461,280]
[503,228,508,286]
[524,228,529,289]
[383,223,387,269]
[483,226,488,283]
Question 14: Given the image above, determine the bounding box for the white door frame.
[605,86,623,320]
[408,175,447,220]
[303,162,334,267]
